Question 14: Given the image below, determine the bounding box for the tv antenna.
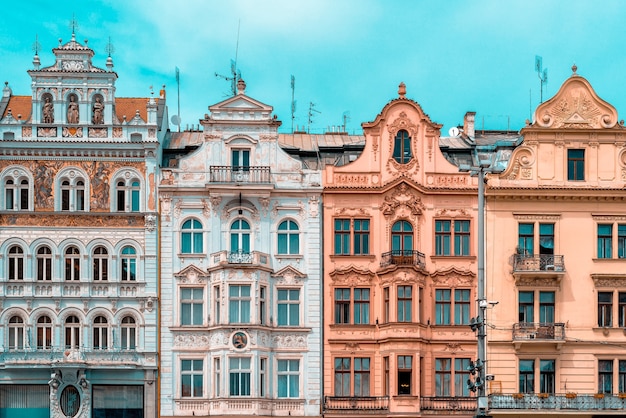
[535,55,548,103]
[291,75,296,133]
[215,20,242,96]
[341,111,350,133]
[307,102,320,134]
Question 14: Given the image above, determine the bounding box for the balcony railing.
[490,393,626,411]
[420,396,477,412]
[209,166,271,183]
[513,254,565,272]
[324,396,389,412]
[210,250,271,270]
[512,322,566,341]
[380,250,425,269]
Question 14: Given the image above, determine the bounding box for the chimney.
[464,112,476,138]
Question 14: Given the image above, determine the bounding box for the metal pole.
[477,166,487,416]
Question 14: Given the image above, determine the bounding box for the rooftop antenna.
[172,67,181,132]
[291,75,296,133]
[215,19,242,96]
[341,111,350,133]
[535,55,548,103]
[307,102,320,134]
[69,14,79,35]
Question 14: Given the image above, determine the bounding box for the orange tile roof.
[4,96,32,121]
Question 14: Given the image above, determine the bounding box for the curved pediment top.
[532,74,619,130]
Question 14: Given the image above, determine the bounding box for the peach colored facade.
[322,84,481,417]
[486,70,626,416]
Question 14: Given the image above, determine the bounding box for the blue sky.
[2,0,626,135]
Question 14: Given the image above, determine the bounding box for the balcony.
[420,396,477,412]
[324,396,389,412]
[380,250,425,269]
[489,393,626,412]
[512,322,565,349]
[513,254,565,285]
[175,398,304,416]
[0,348,143,367]
[209,166,271,184]
[209,250,271,270]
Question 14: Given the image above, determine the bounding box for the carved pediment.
[272,265,307,284]
[381,182,424,217]
[330,265,375,285]
[431,266,475,287]
[533,74,618,130]
[591,273,626,288]
[174,265,209,284]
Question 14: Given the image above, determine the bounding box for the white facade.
[159,80,322,417]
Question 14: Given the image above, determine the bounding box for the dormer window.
[393,130,412,164]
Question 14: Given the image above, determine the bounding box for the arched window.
[93,316,108,349]
[37,316,53,349]
[121,246,137,281]
[121,316,137,350]
[392,221,414,254]
[230,219,250,254]
[65,246,81,281]
[8,245,24,280]
[93,246,108,281]
[8,316,24,349]
[37,246,53,281]
[181,219,203,254]
[4,178,29,210]
[60,177,86,211]
[116,178,141,212]
[65,315,81,349]
[392,129,412,164]
[277,220,300,255]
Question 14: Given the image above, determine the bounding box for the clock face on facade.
[232,332,247,349]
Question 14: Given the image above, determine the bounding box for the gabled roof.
[2,96,31,120]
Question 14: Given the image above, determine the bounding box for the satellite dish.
[171,115,181,125]
[448,126,460,137]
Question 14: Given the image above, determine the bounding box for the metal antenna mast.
[535,55,548,103]
[307,102,320,134]
[291,75,296,133]
[215,20,242,96]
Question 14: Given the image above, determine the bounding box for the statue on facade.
[67,95,79,124]
[92,97,104,124]
[42,97,54,123]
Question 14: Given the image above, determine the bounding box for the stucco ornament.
[386,111,419,174]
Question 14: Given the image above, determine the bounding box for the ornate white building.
[159,79,322,417]
[0,31,166,418]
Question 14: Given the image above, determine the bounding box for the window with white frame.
[60,176,86,211]
[213,285,221,325]
[277,359,300,398]
[120,316,136,350]
[65,315,81,349]
[230,219,251,254]
[214,357,221,397]
[37,246,52,281]
[259,357,267,397]
[181,219,203,254]
[8,245,24,280]
[93,246,108,281]
[277,289,300,326]
[8,316,24,349]
[37,316,53,349]
[277,220,300,255]
[120,246,137,281]
[181,359,203,397]
[93,316,109,349]
[115,178,140,212]
[4,177,29,210]
[259,285,267,325]
[229,285,251,324]
[229,357,251,396]
[64,246,81,281]
[181,287,204,326]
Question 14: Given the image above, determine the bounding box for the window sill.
[275,254,303,260]
[430,255,476,261]
[330,254,376,261]
[178,253,207,259]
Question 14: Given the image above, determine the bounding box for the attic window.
[3,132,14,140]
[393,129,412,164]
[130,133,142,142]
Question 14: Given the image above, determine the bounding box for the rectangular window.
[334,357,350,396]
[181,359,203,398]
[620,360,626,393]
[435,289,451,325]
[277,359,299,398]
[435,220,451,256]
[335,288,350,324]
[232,149,250,169]
[599,292,613,327]
[539,291,555,323]
[383,287,390,323]
[619,224,626,258]
[598,224,613,259]
[540,360,555,393]
[354,288,370,324]
[277,289,300,326]
[518,223,534,255]
[334,219,350,255]
[383,356,390,396]
[620,292,626,328]
[229,285,251,324]
[567,149,585,181]
[539,223,554,256]
[214,357,221,397]
[397,355,412,395]
[354,357,370,396]
[455,289,471,325]
[454,220,470,256]
[519,359,534,393]
[397,286,412,322]
[455,358,471,396]
[519,291,534,323]
[181,288,203,326]
[229,357,251,396]
[259,286,266,325]
[599,359,613,393]
[259,357,266,397]
[435,358,451,396]
[213,285,221,325]
[354,219,370,255]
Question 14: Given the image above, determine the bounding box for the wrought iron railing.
[324,396,389,411]
[513,254,565,272]
[380,250,425,268]
[209,166,271,183]
[490,393,626,411]
[420,396,477,411]
[512,322,565,341]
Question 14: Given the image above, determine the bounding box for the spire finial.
[398,82,406,98]
[105,37,115,57]
[69,14,78,36]
[572,63,578,74]
[32,34,40,56]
